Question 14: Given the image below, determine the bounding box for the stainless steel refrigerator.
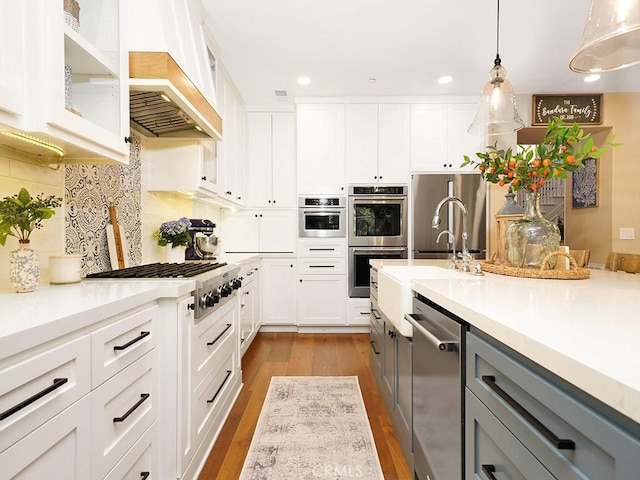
[411,173,487,259]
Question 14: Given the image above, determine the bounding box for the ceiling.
[202,0,640,107]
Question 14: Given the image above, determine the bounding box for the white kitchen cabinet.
[1,301,161,480]
[296,238,347,327]
[297,103,346,195]
[221,210,297,253]
[240,259,261,356]
[246,111,297,208]
[0,395,92,480]
[146,140,219,197]
[261,258,297,326]
[297,274,347,326]
[217,71,245,206]
[347,297,371,326]
[410,103,483,172]
[0,1,27,130]
[18,0,131,164]
[347,104,410,184]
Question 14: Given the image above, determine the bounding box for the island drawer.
[91,305,158,388]
[0,335,91,453]
[465,388,555,480]
[467,331,640,480]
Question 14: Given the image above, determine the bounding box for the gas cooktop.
[85,262,227,279]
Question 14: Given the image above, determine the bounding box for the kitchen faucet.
[432,196,472,272]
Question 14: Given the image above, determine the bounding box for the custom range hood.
[129,52,222,140]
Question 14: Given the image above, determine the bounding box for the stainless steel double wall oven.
[348,185,408,297]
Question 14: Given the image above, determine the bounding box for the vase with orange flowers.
[461,117,616,268]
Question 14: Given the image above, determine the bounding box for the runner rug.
[239,376,384,480]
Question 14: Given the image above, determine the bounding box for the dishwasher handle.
[405,313,458,352]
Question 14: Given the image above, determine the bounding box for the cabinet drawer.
[298,257,346,274]
[92,305,158,388]
[0,395,92,479]
[92,350,158,479]
[192,348,237,447]
[348,298,370,326]
[467,331,640,480]
[103,421,158,480]
[0,336,91,452]
[465,389,555,480]
[192,300,236,386]
[298,239,347,258]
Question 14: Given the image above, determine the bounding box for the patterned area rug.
[239,376,384,480]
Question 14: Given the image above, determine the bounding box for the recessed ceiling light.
[438,75,453,84]
[297,76,311,86]
[584,74,601,83]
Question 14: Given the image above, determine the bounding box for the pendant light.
[569,0,640,73]
[468,0,524,136]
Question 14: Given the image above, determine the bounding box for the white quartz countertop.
[389,263,640,425]
[0,279,195,361]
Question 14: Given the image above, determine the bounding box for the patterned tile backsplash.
[65,136,143,274]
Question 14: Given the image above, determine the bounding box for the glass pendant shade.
[569,0,640,72]
[468,57,524,136]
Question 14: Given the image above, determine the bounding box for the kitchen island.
[373,259,640,479]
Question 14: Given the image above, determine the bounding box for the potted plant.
[153,217,192,263]
[461,117,616,268]
[0,187,63,292]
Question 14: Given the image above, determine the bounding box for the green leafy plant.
[153,217,192,248]
[461,117,617,192]
[0,188,62,246]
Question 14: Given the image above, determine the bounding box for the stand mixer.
[185,219,219,260]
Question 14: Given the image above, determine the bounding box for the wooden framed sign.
[532,94,602,125]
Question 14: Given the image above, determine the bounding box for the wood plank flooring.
[198,332,412,480]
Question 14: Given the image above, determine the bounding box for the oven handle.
[352,247,407,255]
[351,196,406,201]
[302,210,343,216]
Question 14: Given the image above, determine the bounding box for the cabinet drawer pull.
[481,464,497,480]
[481,375,575,450]
[207,324,232,346]
[113,331,150,351]
[309,264,335,268]
[371,309,381,320]
[309,248,336,251]
[140,472,150,480]
[0,377,68,421]
[113,393,150,423]
[207,370,233,404]
[370,340,381,355]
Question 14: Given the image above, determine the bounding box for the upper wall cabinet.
[246,112,296,208]
[0,2,27,131]
[346,104,410,185]
[297,104,346,195]
[410,103,483,173]
[216,70,245,206]
[0,0,130,164]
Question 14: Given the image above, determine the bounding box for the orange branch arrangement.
[460,117,617,191]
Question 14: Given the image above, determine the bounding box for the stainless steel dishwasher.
[405,293,467,480]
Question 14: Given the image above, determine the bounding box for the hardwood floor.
[198,332,412,480]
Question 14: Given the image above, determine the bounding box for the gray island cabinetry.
[466,329,640,480]
[373,260,640,480]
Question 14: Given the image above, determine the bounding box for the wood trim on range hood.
[129,51,222,140]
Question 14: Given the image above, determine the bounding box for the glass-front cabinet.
[0,0,129,164]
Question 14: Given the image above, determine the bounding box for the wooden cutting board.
[107,205,129,269]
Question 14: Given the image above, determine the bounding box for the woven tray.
[481,251,590,280]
